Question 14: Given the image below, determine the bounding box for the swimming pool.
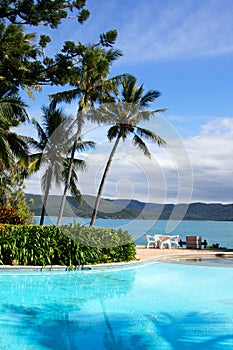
[0,260,233,349]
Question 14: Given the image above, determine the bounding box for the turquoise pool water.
[0,261,233,349]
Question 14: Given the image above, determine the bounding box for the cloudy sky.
[24,0,233,204]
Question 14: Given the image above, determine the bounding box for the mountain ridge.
[26,193,233,221]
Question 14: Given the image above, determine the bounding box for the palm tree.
[0,95,30,170]
[29,103,94,225]
[89,76,166,227]
[52,45,123,226]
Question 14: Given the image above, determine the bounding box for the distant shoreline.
[27,194,233,221]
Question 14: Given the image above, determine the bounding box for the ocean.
[34,217,233,249]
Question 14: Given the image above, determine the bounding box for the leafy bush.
[0,206,26,225]
[0,223,136,266]
[206,243,226,250]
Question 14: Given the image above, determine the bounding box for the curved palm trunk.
[40,167,52,225]
[89,134,121,227]
[56,108,82,226]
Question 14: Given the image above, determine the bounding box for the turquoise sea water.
[0,261,233,349]
[36,217,233,249]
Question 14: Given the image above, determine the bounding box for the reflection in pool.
[0,261,233,349]
[167,256,233,267]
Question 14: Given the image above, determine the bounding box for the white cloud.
[25,116,233,204]
[42,0,233,63]
[115,0,233,62]
[185,117,233,202]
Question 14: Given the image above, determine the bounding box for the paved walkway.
[135,245,233,262]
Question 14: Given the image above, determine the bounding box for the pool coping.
[0,246,233,271]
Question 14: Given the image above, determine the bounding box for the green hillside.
[26,194,233,221]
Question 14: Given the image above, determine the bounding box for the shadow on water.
[1,303,233,350]
[147,311,233,350]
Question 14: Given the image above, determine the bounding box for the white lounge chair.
[170,235,179,248]
[145,234,162,248]
[146,235,155,248]
[154,235,162,248]
[159,236,172,249]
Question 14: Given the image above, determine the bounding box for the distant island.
[26,193,233,221]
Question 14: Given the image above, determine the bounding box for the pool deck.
[0,246,233,270]
[135,245,233,262]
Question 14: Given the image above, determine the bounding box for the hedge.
[0,223,136,266]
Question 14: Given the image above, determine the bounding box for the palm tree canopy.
[50,46,123,111]
[93,75,166,156]
[89,75,166,227]
[0,95,30,170]
[29,103,95,199]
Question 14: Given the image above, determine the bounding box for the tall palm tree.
[52,45,123,226]
[89,76,166,227]
[29,103,94,225]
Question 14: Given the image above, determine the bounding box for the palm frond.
[31,118,48,148]
[105,48,123,62]
[107,124,120,141]
[0,97,28,125]
[62,160,82,202]
[26,154,43,174]
[74,140,95,153]
[63,158,86,174]
[140,90,161,108]
[50,88,81,104]
[136,127,166,146]
[137,108,167,121]
[0,134,13,168]
[132,134,151,158]
[69,177,82,202]
[6,132,30,160]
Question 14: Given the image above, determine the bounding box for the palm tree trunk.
[56,108,83,226]
[40,167,52,225]
[89,134,121,227]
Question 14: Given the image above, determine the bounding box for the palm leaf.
[31,118,48,149]
[6,132,30,160]
[140,90,161,108]
[50,88,82,104]
[74,140,95,153]
[26,154,43,173]
[105,48,123,63]
[0,133,13,168]
[136,127,166,145]
[0,97,28,125]
[107,125,120,141]
[132,134,151,158]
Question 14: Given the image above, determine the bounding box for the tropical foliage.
[0,0,167,262]
[51,42,123,225]
[0,224,136,266]
[28,103,94,224]
[0,0,126,227]
[0,206,26,225]
[0,0,90,27]
[0,95,33,216]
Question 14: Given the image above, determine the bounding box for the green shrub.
[0,223,136,266]
[0,206,26,225]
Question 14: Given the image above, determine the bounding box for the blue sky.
[23,0,233,205]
